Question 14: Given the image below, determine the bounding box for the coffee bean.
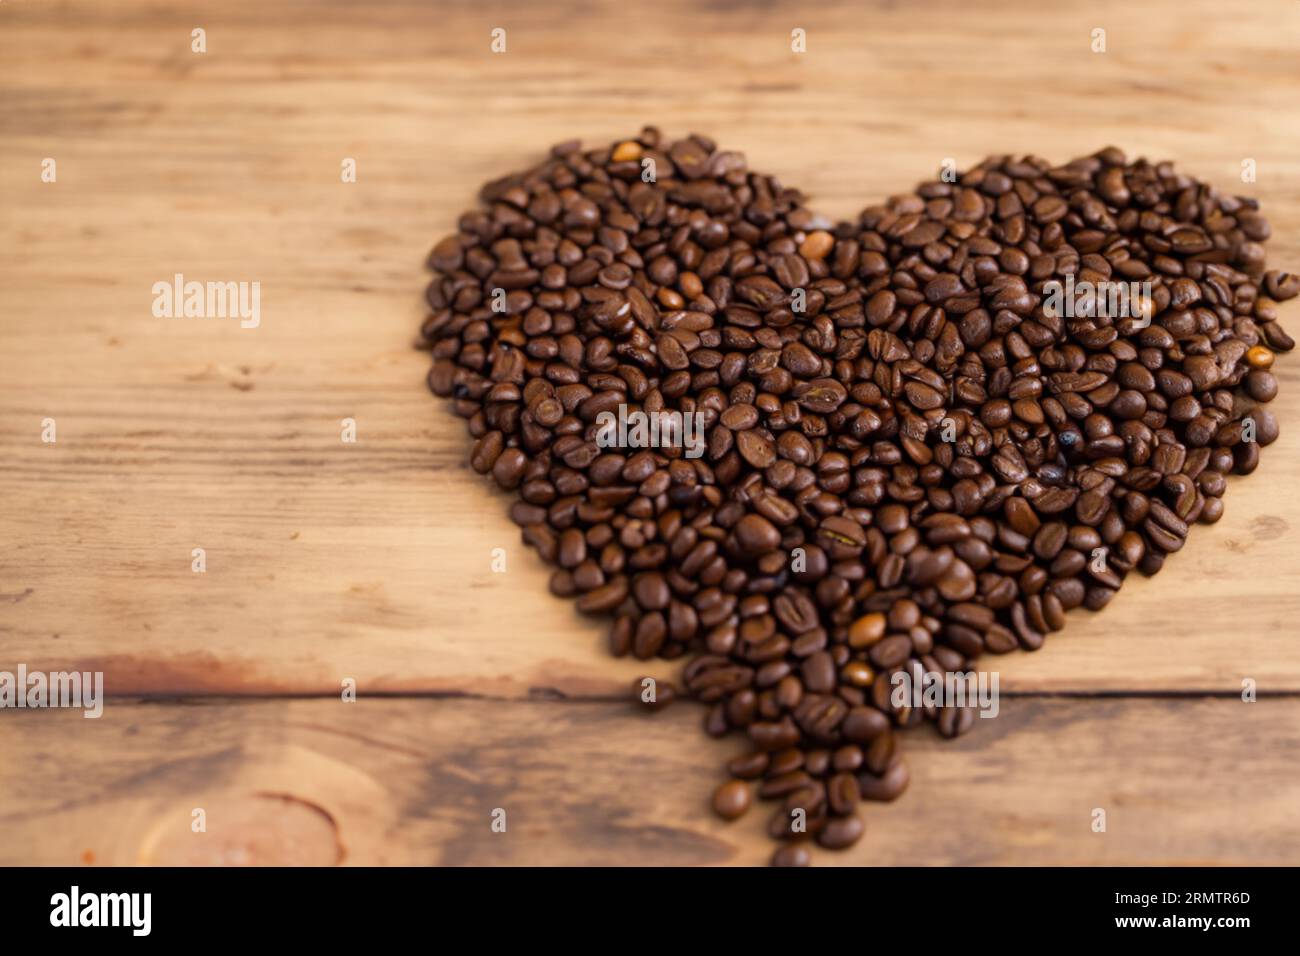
[816,515,866,557]
[815,814,864,849]
[1262,322,1296,352]
[1265,270,1300,301]
[937,705,976,738]
[712,779,752,820]
[1184,355,1220,390]
[736,429,777,468]
[858,760,910,801]
[869,634,913,668]
[750,718,800,752]
[720,404,759,430]
[1246,370,1278,403]
[1252,408,1281,445]
[733,514,782,555]
[770,844,812,867]
[905,380,945,410]
[848,612,887,648]
[841,706,890,743]
[633,571,670,611]
[630,674,675,711]
[425,133,1291,866]
[727,750,769,779]
[574,577,628,614]
[827,772,860,816]
[801,651,837,694]
[1246,346,1275,370]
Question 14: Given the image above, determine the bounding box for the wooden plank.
[2,0,1300,699]
[1,695,1296,866]
[2,365,1299,696]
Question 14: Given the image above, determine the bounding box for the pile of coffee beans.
[421,129,1295,865]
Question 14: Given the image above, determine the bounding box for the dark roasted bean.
[858,760,910,801]
[712,779,752,820]
[770,844,812,867]
[815,814,865,849]
[424,132,1292,867]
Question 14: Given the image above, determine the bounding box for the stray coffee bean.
[421,129,1295,865]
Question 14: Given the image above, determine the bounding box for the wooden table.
[2,0,1299,865]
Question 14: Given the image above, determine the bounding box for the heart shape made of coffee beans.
[421,128,1296,866]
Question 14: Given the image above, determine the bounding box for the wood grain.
[2,0,1300,865]
[2,695,1296,866]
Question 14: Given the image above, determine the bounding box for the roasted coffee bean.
[815,814,865,849]
[770,844,812,867]
[733,513,782,555]
[936,705,977,738]
[841,705,890,743]
[826,773,861,816]
[712,779,752,820]
[1246,370,1278,403]
[858,760,910,801]
[869,634,913,668]
[574,577,627,614]
[425,133,1292,866]
[634,676,676,710]
[727,750,770,780]
[848,612,887,648]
